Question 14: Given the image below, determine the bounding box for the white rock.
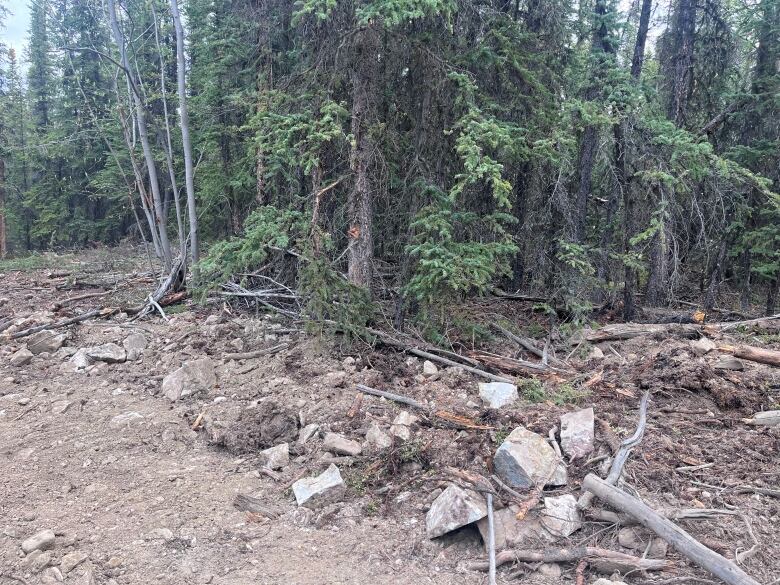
[589,346,605,359]
[145,527,174,541]
[422,360,438,376]
[537,563,562,578]
[692,336,717,356]
[559,407,595,460]
[259,443,289,470]
[60,551,88,574]
[323,432,362,456]
[21,529,56,553]
[162,358,217,401]
[69,348,92,370]
[479,382,518,409]
[26,330,67,355]
[365,422,392,449]
[110,412,144,427]
[494,426,564,489]
[747,410,780,427]
[85,343,126,363]
[51,400,72,414]
[292,464,345,508]
[426,485,487,538]
[541,494,581,537]
[123,333,148,361]
[390,410,418,441]
[297,423,320,446]
[10,348,34,367]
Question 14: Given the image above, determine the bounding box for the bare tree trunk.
[107,0,172,271]
[767,278,779,316]
[630,0,653,78]
[645,207,669,306]
[347,25,379,290]
[704,238,727,311]
[0,158,6,259]
[170,0,199,276]
[668,0,697,127]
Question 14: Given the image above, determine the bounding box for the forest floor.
[0,248,778,585]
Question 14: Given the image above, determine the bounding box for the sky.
[3,0,30,58]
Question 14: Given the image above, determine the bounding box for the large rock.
[26,331,66,355]
[258,443,289,470]
[292,464,345,508]
[123,333,148,361]
[85,343,126,363]
[541,494,581,537]
[479,382,518,409]
[559,407,595,460]
[162,358,217,401]
[322,432,362,456]
[21,529,55,553]
[494,426,564,489]
[426,484,487,539]
[691,336,717,356]
[10,348,34,367]
[476,506,555,550]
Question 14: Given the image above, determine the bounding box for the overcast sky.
[3,0,29,58]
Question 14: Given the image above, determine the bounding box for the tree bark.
[0,158,6,258]
[667,0,697,128]
[630,0,653,78]
[704,237,728,312]
[347,25,380,290]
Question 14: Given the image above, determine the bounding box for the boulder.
[258,443,289,470]
[365,422,392,450]
[422,360,438,376]
[85,343,126,363]
[323,432,362,456]
[10,348,34,367]
[426,484,487,539]
[21,529,56,553]
[292,464,345,508]
[26,331,66,355]
[541,494,581,537]
[123,333,148,361]
[559,407,595,460]
[390,410,418,441]
[162,358,217,401]
[476,506,555,550]
[691,336,717,356]
[494,426,564,489]
[478,382,518,409]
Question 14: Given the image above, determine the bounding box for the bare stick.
[7,308,115,340]
[467,545,669,572]
[582,474,761,585]
[405,347,514,383]
[355,384,425,409]
[486,493,496,585]
[223,343,289,361]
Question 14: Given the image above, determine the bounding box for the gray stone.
[390,410,418,441]
[27,331,67,355]
[110,412,144,427]
[10,348,34,367]
[292,464,345,508]
[478,382,518,409]
[692,336,717,356]
[365,422,392,449]
[714,356,744,370]
[494,426,563,489]
[69,349,92,370]
[60,551,88,574]
[541,494,581,537]
[145,527,174,541]
[297,423,320,446]
[426,484,487,538]
[589,346,605,360]
[259,443,289,470]
[476,507,555,550]
[592,580,627,585]
[422,360,438,376]
[162,358,217,401]
[123,333,148,361]
[559,407,595,460]
[536,563,562,578]
[617,527,668,558]
[21,529,56,553]
[41,567,64,584]
[85,343,126,363]
[323,432,362,456]
[748,410,780,427]
[323,371,346,388]
[28,550,52,572]
[51,400,72,414]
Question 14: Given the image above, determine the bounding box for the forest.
[0,0,778,327]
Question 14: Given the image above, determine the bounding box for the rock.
[747,410,780,427]
[204,315,221,325]
[618,527,668,557]
[478,382,518,409]
[27,330,67,355]
[365,422,392,449]
[476,506,554,550]
[107,557,123,569]
[323,432,362,456]
[592,580,627,585]
[589,346,605,360]
[69,349,92,370]
[292,464,345,508]
[422,360,438,376]
[426,484,487,538]
[323,371,347,388]
[559,407,595,459]
[162,358,217,401]
[258,443,289,470]
[123,333,148,361]
[541,494,581,537]
[390,410,418,441]
[145,527,174,541]
[51,400,72,414]
[21,529,56,553]
[494,426,564,489]
[10,348,34,367]
[692,336,717,356]
[110,412,144,427]
[60,551,88,574]
[85,343,126,363]
[28,550,52,572]
[713,356,744,370]
[536,563,562,578]
[41,567,64,584]
[297,423,320,446]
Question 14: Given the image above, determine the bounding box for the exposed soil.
[1,250,779,585]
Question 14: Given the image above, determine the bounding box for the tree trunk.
[630,0,653,78]
[645,215,669,306]
[667,0,697,127]
[170,0,199,274]
[0,158,6,258]
[704,238,727,311]
[767,278,779,316]
[347,25,380,290]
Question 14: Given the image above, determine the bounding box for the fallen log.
[6,308,117,340]
[466,350,552,375]
[467,545,669,572]
[585,323,700,342]
[718,343,780,368]
[52,289,114,310]
[582,474,761,585]
[223,343,289,361]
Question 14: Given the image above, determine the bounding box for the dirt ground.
[1,250,778,585]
